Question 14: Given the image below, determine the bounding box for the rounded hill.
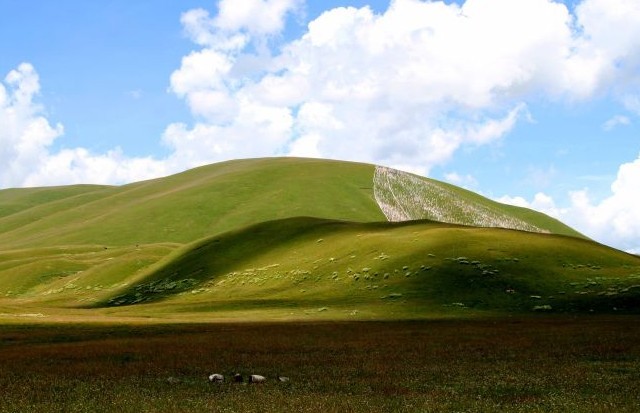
[0,157,580,249]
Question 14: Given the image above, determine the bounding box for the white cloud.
[165,0,640,176]
[169,48,237,122]
[499,155,640,253]
[498,192,565,219]
[575,0,640,65]
[566,155,640,252]
[2,0,640,255]
[22,148,167,188]
[0,63,64,187]
[603,115,631,131]
[465,104,527,145]
[161,99,293,169]
[0,64,169,188]
[214,0,303,35]
[287,133,322,158]
[180,0,302,49]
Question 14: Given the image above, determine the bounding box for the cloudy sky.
[1,0,639,253]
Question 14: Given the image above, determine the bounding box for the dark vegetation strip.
[1,317,640,412]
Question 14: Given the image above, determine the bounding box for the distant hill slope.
[0,157,580,250]
[0,158,383,248]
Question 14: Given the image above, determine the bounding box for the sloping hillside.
[91,218,640,319]
[0,158,383,248]
[0,157,617,321]
[0,158,580,250]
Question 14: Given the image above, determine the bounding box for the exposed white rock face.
[373,166,546,233]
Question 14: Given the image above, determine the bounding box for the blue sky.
[1,0,639,253]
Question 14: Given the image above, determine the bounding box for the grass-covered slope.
[0,158,384,248]
[0,185,110,220]
[0,157,582,250]
[1,157,619,321]
[80,217,640,320]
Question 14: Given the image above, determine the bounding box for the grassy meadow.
[1,217,638,321]
[1,317,639,412]
[2,157,620,320]
[1,158,639,411]
[93,217,640,319]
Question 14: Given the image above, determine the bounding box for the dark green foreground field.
[2,317,639,412]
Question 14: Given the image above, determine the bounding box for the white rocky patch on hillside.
[373,166,546,233]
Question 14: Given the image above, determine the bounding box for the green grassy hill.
[0,157,580,249]
[1,157,634,322]
[0,158,384,248]
[90,217,640,320]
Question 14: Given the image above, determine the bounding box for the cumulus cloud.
[179,0,303,53]
[213,0,303,35]
[0,63,64,187]
[498,192,566,220]
[499,155,640,253]
[3,0,640,253]
[0,64,168,188]
[165,0,640,175]
[566,155,640,252]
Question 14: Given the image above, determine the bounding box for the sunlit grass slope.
[88,217,640,320]
[0,185,110,220]
[0,243,180,307]
[0,158,383,248]
[0,157,582,251]
[0,157,615,321]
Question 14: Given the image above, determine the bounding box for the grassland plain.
[1,317,639,412]
[1,158,640,411]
